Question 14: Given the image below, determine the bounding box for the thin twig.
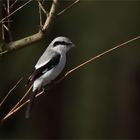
[0,50,8,55]
[57,0,79,16]
[62,35,140,77]
[1,20,13,23]
[38,0,48,16]
[2,22,5,40]
[42,0,58,31]
[7,0,12,41]
[55,35,140,83]
[8,85,32,115]
[3,24,9,31]
[2,90,44,121]
[2,35,140,122]
[6,0,10,27]
[0,78,23,108]
[37,0,43,28]
[0,0,32,24]
[10,0,18,9]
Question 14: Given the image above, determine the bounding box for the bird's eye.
[53,41,61,47]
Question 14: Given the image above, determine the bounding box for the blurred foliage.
[0,1,140,139]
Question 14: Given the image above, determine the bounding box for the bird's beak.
[72,43,75,48]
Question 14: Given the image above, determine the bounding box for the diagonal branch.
[9,85,32,114]
[42,0,57,31]
[37,0,48,17]
[8,31,44,50]
[37,0,43,28]
[10,0,18,9]
[62,35,140,77]
[57,0,79,16]
[2,90,44,121]
[0,50,8,55]
[0,78,22,108]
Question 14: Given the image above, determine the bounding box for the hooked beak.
[72,43,75,48]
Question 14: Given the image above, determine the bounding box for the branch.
[61,35,140,77]
[6,0,13,41]
[1,35,140,122]
[0,50,8,55]
[8,31,43,50]
[10,0,18,9]
[57,0,79,16]
[42,0,57,31]
[2,90,44,121]
[0,0,32,24]
[8,85,32,114]
[37,0,43,28]
[0,0,79,53]
[7,0,58,51]
[0,78,22,108]
[37,0,48,17]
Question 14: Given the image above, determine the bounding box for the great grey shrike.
[25,36,75,118]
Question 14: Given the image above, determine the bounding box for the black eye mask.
[53,41,72,47]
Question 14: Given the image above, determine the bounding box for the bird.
[25,36,75,118]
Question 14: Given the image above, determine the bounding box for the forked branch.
[7,0,58,51]
[0,0,79,53]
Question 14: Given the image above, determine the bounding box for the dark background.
[0,1,140,138]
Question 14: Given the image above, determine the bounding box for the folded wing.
[27,53,61,84]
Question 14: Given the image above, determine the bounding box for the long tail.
[25,89,37,119]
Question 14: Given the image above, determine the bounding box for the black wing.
[27,53,61,84]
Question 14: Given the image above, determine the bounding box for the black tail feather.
[25,90,38,119]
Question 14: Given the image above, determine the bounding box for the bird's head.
[50,36,75,53]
